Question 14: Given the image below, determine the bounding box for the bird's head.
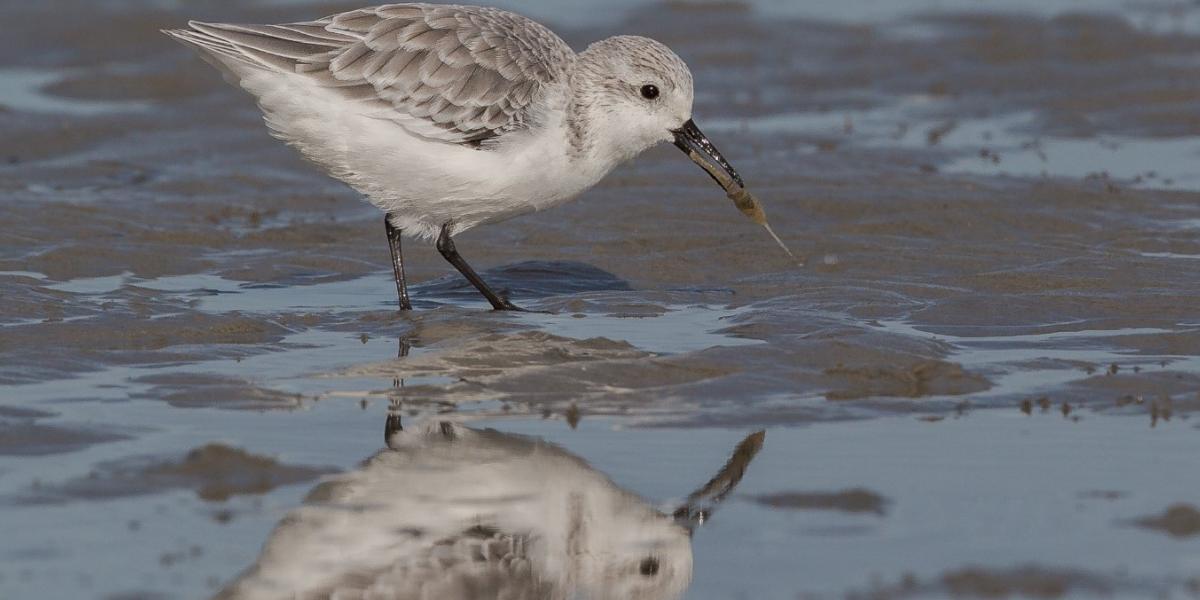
[573,36,743,189]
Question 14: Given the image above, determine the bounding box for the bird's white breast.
[238,70,610,240]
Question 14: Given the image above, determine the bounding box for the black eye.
[639,557,660,576]
[640,84,660,100]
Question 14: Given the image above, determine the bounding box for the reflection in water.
[215,419,764,600]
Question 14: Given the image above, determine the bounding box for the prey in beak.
[673,119,744,189]
[671,120,801,265]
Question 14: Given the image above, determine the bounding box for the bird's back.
[164,4,576,146]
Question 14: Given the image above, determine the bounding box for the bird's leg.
[435,223,524,311]
[384,213,412,311]
[392,336,410,388]
[384,410,403,445]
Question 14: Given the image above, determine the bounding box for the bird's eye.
[639,84,660,100]
[639,557,660,576]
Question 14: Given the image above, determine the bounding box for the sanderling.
[165,4,788,311]
[212,419,764,600]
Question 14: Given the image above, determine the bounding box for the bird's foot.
[492,290,548,313]
[494,296,529,311]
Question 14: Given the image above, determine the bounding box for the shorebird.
[212,419,765,599]
[165,4,759,311]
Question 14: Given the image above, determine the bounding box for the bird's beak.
[672,430,765,534]
[672,119,744,189]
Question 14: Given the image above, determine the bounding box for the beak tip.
[673,119,745,189]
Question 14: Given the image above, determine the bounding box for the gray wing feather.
[300,530,552,600]
[169,4,576,145]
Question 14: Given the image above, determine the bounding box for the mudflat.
[2,1,1199,598]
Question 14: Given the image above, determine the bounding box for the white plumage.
[165,4,744,310]
[213,421,696,600]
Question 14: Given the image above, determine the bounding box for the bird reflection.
[213,416,764,600]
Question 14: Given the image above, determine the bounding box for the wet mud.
[0,416,133,458]
[14,443,337,505]
[753,489,890,515]
[846,566,1117,600]
[3,0,1200,598]
[1135,504,1200,538]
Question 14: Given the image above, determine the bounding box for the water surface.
[2,0,1200,598]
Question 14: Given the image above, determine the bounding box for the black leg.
[393,337,410,388]
[384,213,412,311]
[384,410,403,444]
[435,223,524,311]
[385,337,410,444]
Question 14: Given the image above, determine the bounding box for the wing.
[304,529,555,600]
[166,4,577,146]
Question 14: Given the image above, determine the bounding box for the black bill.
[672,119,744,189]
[673,429,765,532]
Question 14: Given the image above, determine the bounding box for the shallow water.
[3,0,1200,598]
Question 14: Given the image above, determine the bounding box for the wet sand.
[2,0,1200,598]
